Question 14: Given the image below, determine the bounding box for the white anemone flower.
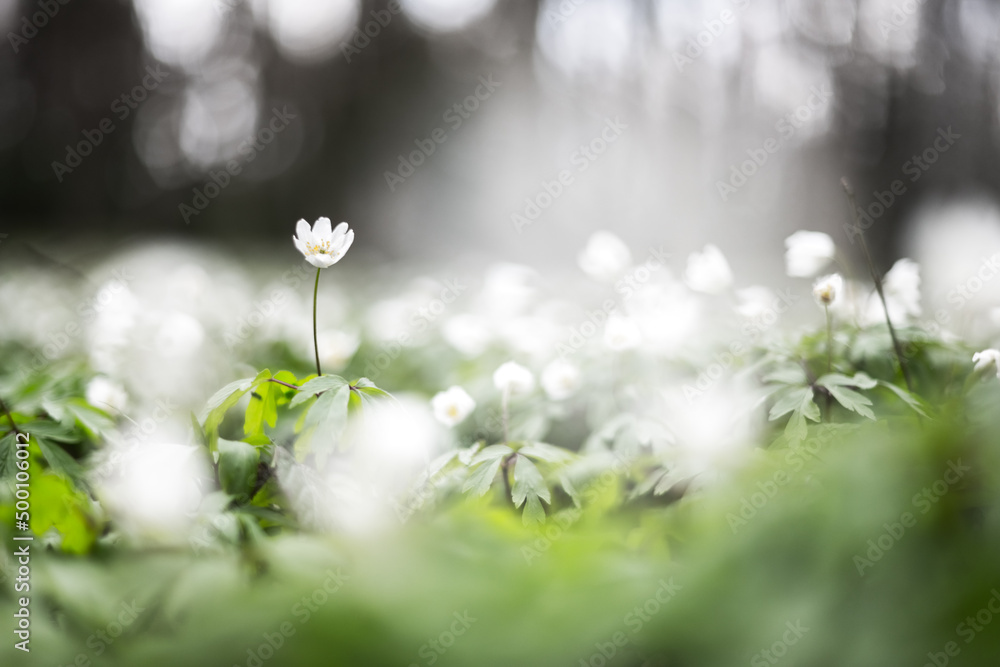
[541,359,581,400]
[578,231,633,282]
[973,349,1000,379]
[97,442,209,541]
[813,273,843,307]
[604,313,641,351]
[684,244,733,294]
[785,231,835,278]
[293,217,354,268]
[431,386,477,427]
[85,376,128,414]
[493,361,535,396]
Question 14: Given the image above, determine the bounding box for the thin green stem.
[825,306,833,374]
[267,378,300,391]
[0,396,21,436]
[824,305,833,421]
[841,178,913,392]
[312,267,322,377]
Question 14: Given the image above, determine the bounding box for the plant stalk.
[0,396,21,436]
[841,178,913,392]
[312,267,322,377]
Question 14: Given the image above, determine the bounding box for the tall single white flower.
[785,231,835,278]
[541,359,581,400]
[973,349,1000,379]
[431,386,477,427]
[813,273,843,307]
[293,217,354,268]
[578,231,632,282]
[86,376,128,414]
[684,244,733,294]
[493,361,535,396]
[604,313,641,351]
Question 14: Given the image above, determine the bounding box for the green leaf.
[782,389,820,442]
[290,375,349,408]
[877,380,930,418]
[559,472,582,508]
[519,442,575,464]
[470,444,513,465]
[463,454,506,497]
[511,456,549,525]
[64,399,116,438]
[827,385,876,420]
[762,366,808,386]
[352,377,392,399]
[34,436,83,482]
[22,419,77,443]
[295,384,351,460]
[242,433,273,448]
[200,370,271,451]
[769,387,813,421]
[243,382,277,437]
[0,432,18,479]
[817,372,877,390]
[217,438,260,497]
[522,494,546,525]
[30,473,96,554]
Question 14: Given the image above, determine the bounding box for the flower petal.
[292,235,308,256]
[331,221,349,240]
[314,217,332,238]
[340,229,355,253]
[295,219,312,242]
[306,254,332,269]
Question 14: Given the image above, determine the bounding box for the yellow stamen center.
[307,240,332,255]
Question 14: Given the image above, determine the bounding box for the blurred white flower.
[604,313,641,351]
[293,217,354,268]
[318,330,360,369]
[541,359,581,400]
[431,386,477,427]
[684,244,733,294]
[660,381,760,481]
[883,258,922,319]
[625,282,700,355]
[578,231,632,282]
[153,311,205,358]
[785,231,835,277]
[85,376,128,414]
[479,263,536,316]
[734,286,777,319]
[97,442,209,541]
[493,361,535,396]
[973,349,1000,378]
[813,273,843,307]
[442,314,492,357]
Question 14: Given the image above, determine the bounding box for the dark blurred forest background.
[1,0,999,267]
